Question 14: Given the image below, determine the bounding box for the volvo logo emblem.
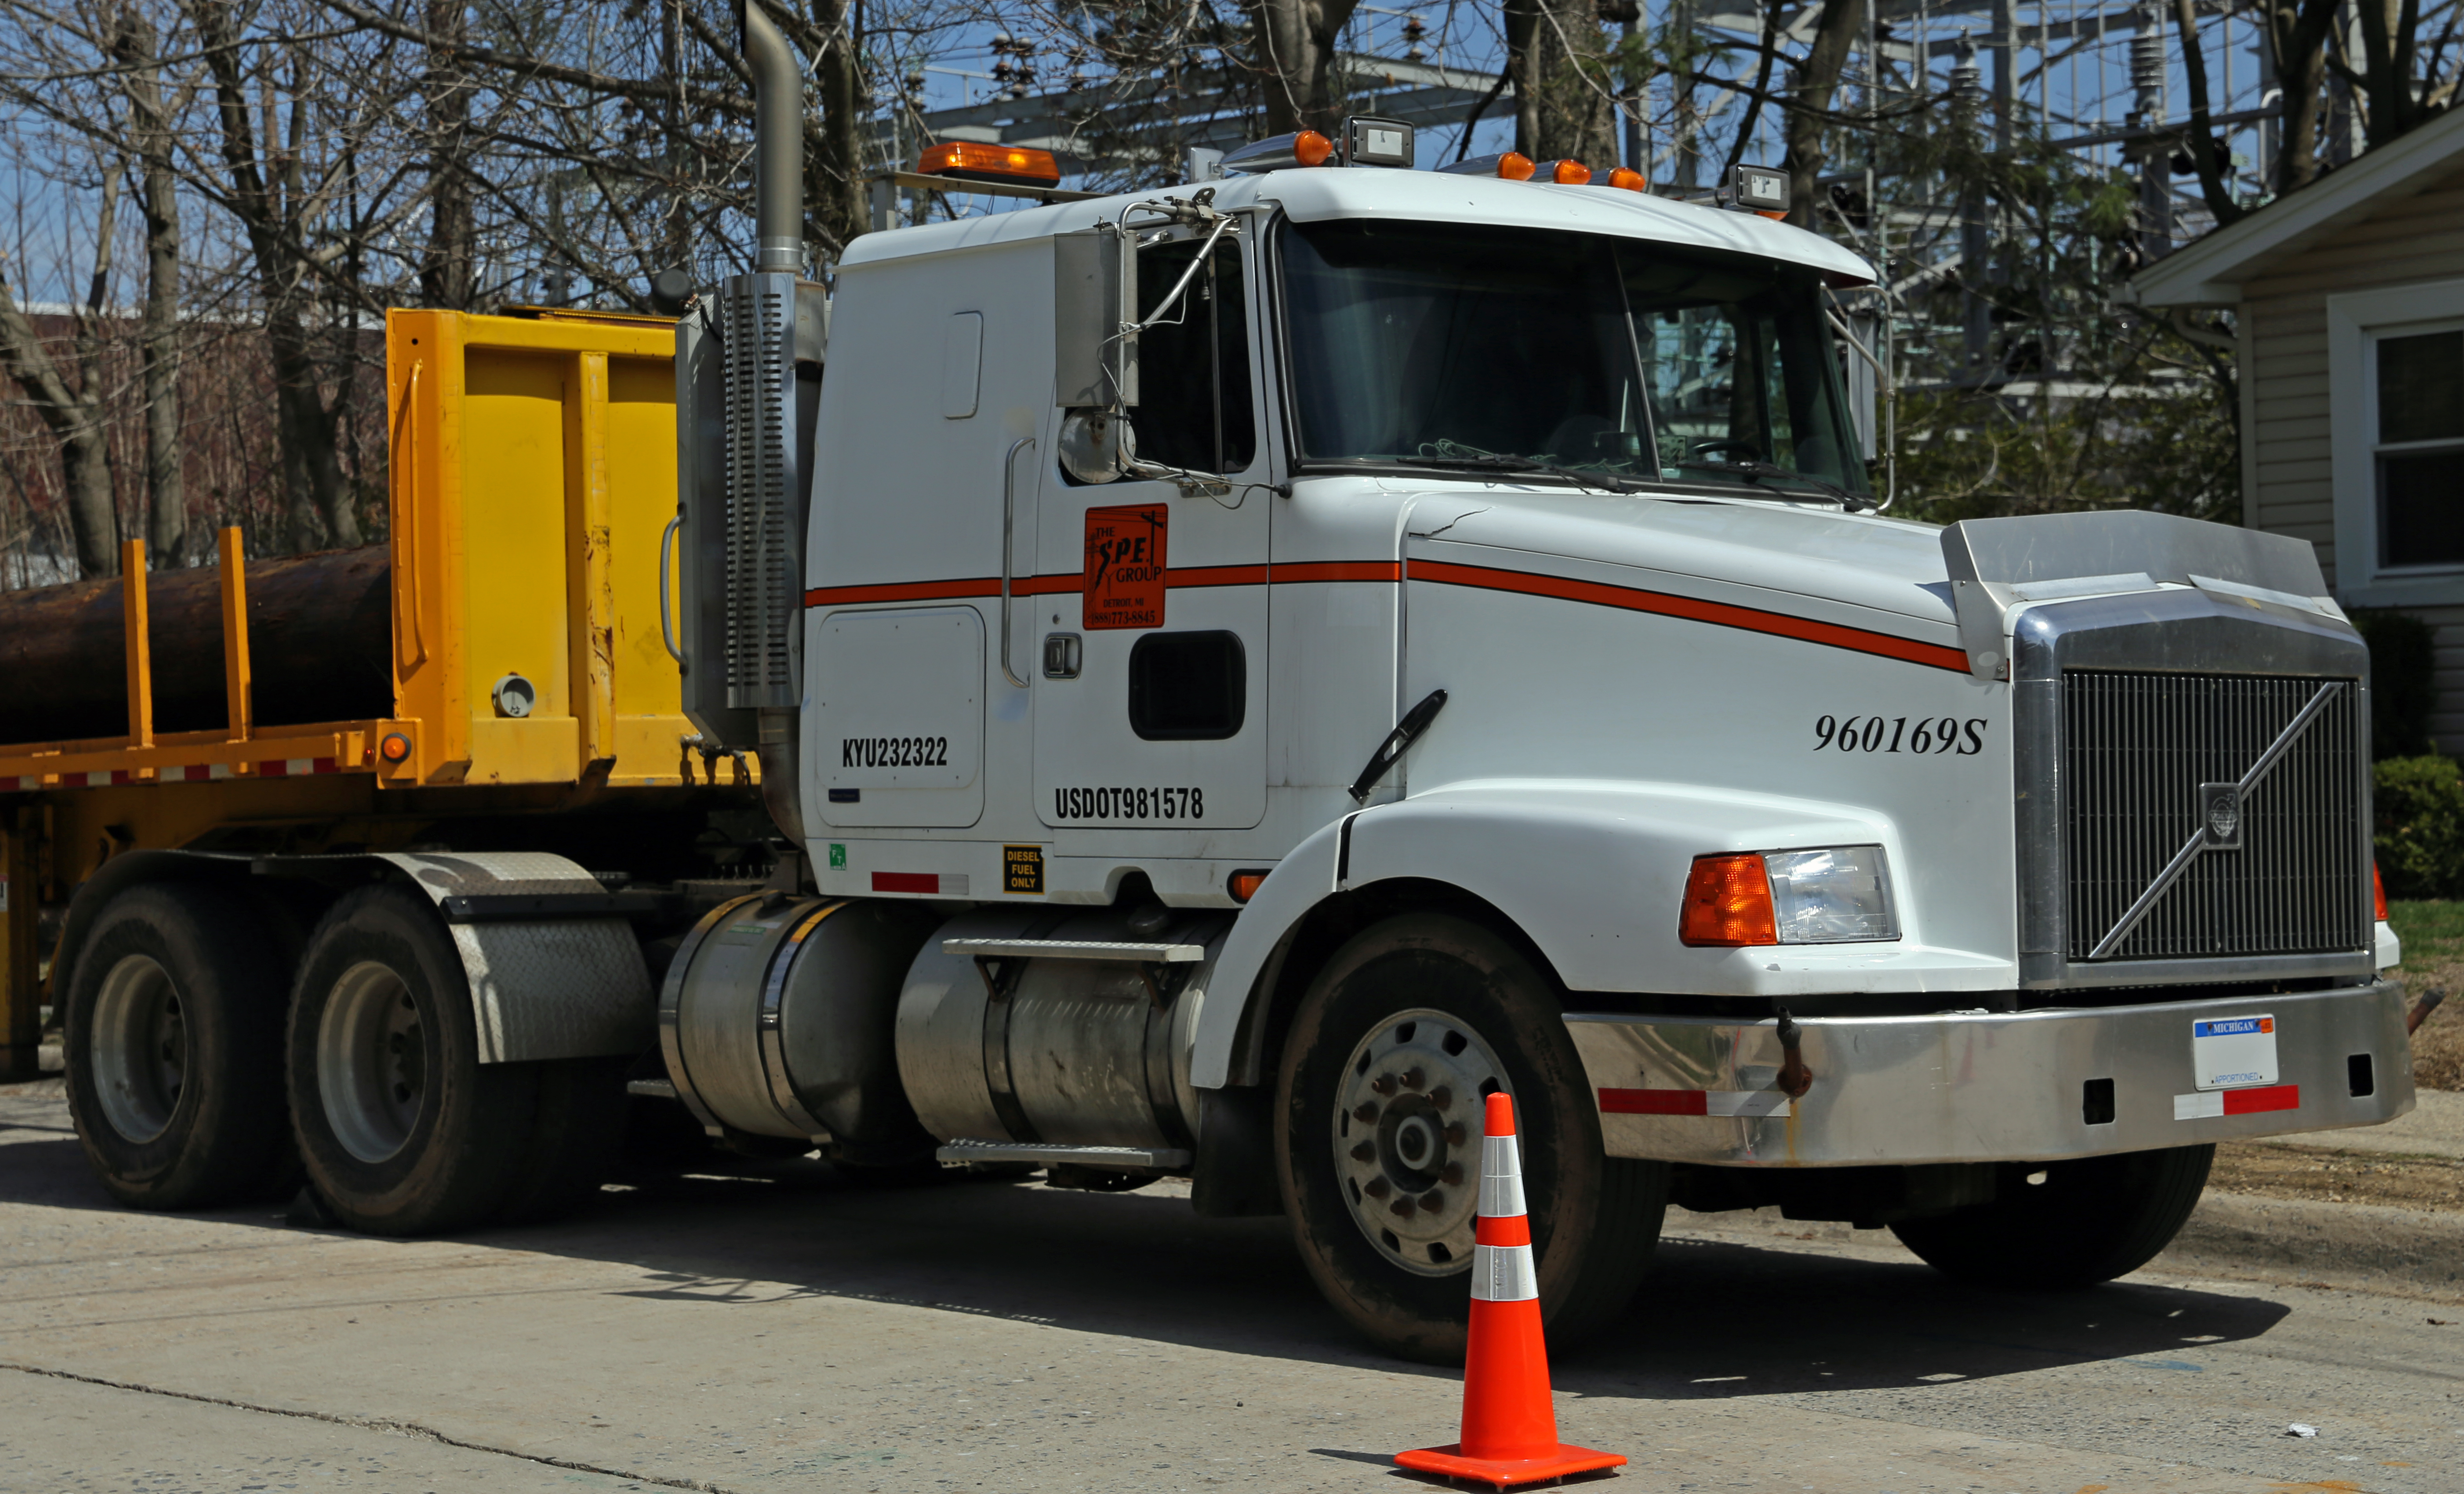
[2199,782,2243,850]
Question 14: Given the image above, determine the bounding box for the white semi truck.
[40,5,2410,1362]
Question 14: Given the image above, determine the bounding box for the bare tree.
[116,2,189,562]
[1508,0,1614,163]
[183,0,369,548]
[1248,0,1364,135]
[1779,0,1863,227]
[0,163,124,578]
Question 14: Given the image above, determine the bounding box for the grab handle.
[999,438,1035,688]
[658,513,686,667]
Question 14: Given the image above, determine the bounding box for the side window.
[1128,631,1246,740]
[1131,240,1257,474]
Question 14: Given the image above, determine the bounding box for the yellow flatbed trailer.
[0,307,747,1082]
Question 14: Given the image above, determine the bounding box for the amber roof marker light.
[916,142,1062,188]
[1530,159,1592,184]
[1437,151,1536,181]
[1603,167,1648,192]
[1220,129,1336,174]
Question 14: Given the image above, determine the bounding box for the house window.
[2375,328,2464,570]
[2327,279,2464,605]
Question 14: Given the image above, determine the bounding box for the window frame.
[2327,278,2464,605]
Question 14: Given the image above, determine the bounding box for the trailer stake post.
[121,539,152,750]
[218,527,253,741]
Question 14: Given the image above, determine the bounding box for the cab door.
[1033,228,1268,833]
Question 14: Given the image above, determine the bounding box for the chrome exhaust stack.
[677,0,820,850]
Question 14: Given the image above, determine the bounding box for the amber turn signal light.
[1229,869,1271,903]
[378,732,413,764]
[916,141,1062,187]
[1679,853,1778,947]
[1603,167,1647,192]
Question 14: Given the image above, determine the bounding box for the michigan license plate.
[2191,1014,2279,1091]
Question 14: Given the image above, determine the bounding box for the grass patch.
[2387,901,2464,1090]
[2389,899,2464,957]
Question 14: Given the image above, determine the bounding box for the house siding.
[2241,166,2464,753]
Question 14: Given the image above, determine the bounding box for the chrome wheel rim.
[318,961,426,1164]
[91,954,186,1143]
[1331,1007,1508,1277]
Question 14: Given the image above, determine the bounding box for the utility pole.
[1954,33,1989,375]
[2131,0,2171,262]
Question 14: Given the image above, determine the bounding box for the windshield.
[1278,218,1868,497]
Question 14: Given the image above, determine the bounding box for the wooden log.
[0,547,392,747]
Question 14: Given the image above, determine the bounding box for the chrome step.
[935,1139,1192,1170]
[625,1077,679,1100]
[941,936,1205,963]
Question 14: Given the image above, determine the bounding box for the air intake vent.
[720,270,800,710]
[2062,671,2367,961]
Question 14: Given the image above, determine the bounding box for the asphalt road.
[4,1078,2459,1494]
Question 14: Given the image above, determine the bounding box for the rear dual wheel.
[65,885,294,1209]
[287,885,627,1235]
[1277,912,1669,1363]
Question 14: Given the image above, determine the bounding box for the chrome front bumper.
[1568,978,2414,1167]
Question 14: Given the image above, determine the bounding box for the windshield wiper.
[1400,453,1639,495]
[1669,458,1876,513]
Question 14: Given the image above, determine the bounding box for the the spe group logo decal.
[1083,503,1167,629]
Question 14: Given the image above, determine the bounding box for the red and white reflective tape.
[257,757,340,778]
[870,871,970,896]
[2174,1084,2299,1120]
[15,757,340,790]
[1598,1087,1792,1118]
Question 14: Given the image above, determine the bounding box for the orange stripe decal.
[1411,560,1967,674]
[795,556,1951,672]
[1274,560,1404,584]
[804,562,1383,608]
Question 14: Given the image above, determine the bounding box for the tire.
[1275,911,1669,1363]
[64,883,294,1210]
[493,1057,630,1225]
[1888,1145,2216,1288]
[286,885,538,1235]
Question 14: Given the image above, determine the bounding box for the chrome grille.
[2063,671,2366,961]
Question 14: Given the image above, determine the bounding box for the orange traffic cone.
[1396,1092,1626,1489]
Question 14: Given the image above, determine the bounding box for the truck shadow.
[551,1153,2295,1399]
[0,1122,2293,1399]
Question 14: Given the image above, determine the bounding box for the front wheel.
[1888,1145,2216,1288]
[1275,912,1668,1363]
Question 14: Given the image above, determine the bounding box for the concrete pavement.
[5,1079,2460,1494]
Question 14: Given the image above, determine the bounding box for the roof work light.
[915,142,1062,188]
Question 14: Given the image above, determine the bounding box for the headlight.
[1763,846,1898,944]
[1680,845,1899,947]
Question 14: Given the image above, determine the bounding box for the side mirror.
[1053,225,1138,408]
